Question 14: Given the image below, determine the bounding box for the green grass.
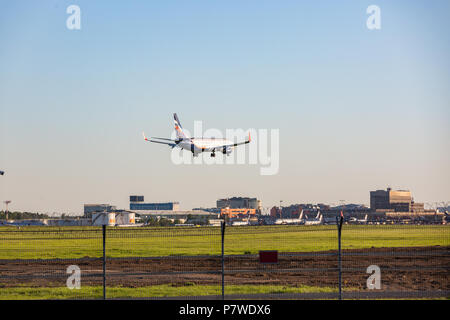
[0,225,448,259]
[0,284,341,300]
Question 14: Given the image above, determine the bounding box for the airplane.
[142,113,251,157]
[302,210,323,225]
[274,218,303,225]
[349,214,368,224]
[318,210,340,225]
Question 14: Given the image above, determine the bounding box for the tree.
[159,218,171,227]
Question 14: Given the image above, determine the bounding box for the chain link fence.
[0,227,104,299]
[340,224,450,299]
[0,222,448,299]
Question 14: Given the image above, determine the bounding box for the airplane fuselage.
[178,138,234,155]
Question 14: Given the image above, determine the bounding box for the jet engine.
[222,146,232,155]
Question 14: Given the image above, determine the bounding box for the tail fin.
[315,210,321,220]
[173,113,188,139]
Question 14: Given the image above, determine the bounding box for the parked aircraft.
[298,210,323,225]
[349,214,368,224]
[304,211,323,225]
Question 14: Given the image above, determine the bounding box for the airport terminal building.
[370,188,425,213]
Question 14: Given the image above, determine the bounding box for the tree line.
[0,211,51,220]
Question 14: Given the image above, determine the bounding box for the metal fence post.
[102,224,106,300]
[336,215,343,300]
[221,221,226,300]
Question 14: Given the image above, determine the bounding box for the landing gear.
[211,152,216,158]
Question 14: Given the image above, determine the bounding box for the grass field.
[0,224,448,259]
[0,284,343,300]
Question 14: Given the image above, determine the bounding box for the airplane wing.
[142,132,177,147]
[228,132,251,147]
[207,133,251,152]
[148,137,175,141]
[206,133,252,152]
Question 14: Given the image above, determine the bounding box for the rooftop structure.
[129,195,180,211]
[216,197,261,212]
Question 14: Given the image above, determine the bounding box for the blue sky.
[1,1,449,214]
